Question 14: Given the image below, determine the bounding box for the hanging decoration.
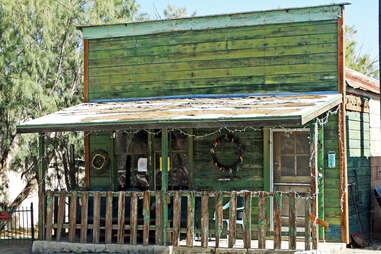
[210,132,244,174]
[90,150,110,173]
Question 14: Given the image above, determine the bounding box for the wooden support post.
[338,5,349,244]
[187,129,194,189]
[130,192,138,245]
[305,198,311,251]
[68,192,77,242]
[201,192,209,248]
[38,133,46,240]
[45,191,53,241]
[310,122,319,249]
[93,192,101,244]
[143,191,151,245]
[228,191,237,248]
[105,191,113,244]
[243,192,252,249]
[318,125,325,240]
[173,191,181,247]
[186,192,195,247]
[56,192,65,241]
[263,128,271,219]
[80,192,89,243]
[148,132,155,190]
[273,192,281,250]
[161,128,169,245]
[258,192,267,249]
[117,192,125,244]
[289,192,296,250]
[155,191,163,245]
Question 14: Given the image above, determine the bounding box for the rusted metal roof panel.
[16,93,342,133]
[345,67,380,95]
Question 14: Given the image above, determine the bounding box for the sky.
[136,0,379,62]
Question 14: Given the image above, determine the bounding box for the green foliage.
[345,26,379,79]
[0,0,139,205]
[163,4,196,19]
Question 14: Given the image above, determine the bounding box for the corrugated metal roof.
[16,93,342,133]
[345,67,380,94]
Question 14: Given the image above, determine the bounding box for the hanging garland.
[91,150,110,173]
[210,133,244,174]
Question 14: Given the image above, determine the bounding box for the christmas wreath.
[210,133,244,174]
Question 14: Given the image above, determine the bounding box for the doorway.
[271,129,311,226]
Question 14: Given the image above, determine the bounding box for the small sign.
[137,158,148,172]
[160,157,171,171]
[328,151,336,168]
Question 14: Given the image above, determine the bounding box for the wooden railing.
[42,190,317,251]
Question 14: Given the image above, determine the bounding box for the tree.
[345,26,379,78]
[0,0,140,213]
[163,4,196,19]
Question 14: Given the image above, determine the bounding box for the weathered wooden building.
[16,2,380,252]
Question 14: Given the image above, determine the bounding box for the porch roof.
[16,92,342,133]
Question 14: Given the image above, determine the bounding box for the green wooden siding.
[193,129,263,191]
[346,111,371,237]
[87,20,338,100]
[323,115,341,242]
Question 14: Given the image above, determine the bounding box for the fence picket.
[45,191,53,241]
[56,192,65,241]
[117,192,125,244]
[105,191,113,244]
[186,192,195,247]
[143,191,150,245]
[172,191,181,246]
[80,192,89,243]
[258,192,267,249]
[130,192,138,245]
[289,192,296,250]
[201,192,209,248]
[93,192,101,244]
[273,192,281,250]
[68,192,77,242]
[243,192,252,249]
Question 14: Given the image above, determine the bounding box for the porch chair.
[212,200,244,231]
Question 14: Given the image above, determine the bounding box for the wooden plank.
[117,192,125,244]
[243,192,252,249]
[318,125,325,240]
[45,191,53,241]
[38,134,46,240]
[105,191,113,244]
[80,192,89,243]
[187,129,194,189]
[88,20,337,51]
[186,192,195,247]
[258,192,267,249]
[84,133,90,188]
[310,123,319,249]
[56,192,66,241]
[215,192,223,248]
[201,192,209,248]
[263,129,271,220]
[172,191,181,246]
[273,192,281,250]
[68,192,77,242]
[337,6,349,244]
[93,192,101,244]
[155,191,163,244]
[82,5,342,39]
[84,39,88,102]
[228,192,237,248]
[130,192,138,245]
[161,128,169,245]
[143,191,150,245]
[288,192,296,250]
[305,198,311,251]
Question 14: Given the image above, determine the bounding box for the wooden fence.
[42,190,317,250]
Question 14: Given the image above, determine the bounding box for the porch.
[41,190,318,252]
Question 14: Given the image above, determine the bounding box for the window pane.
[296,155,310,176]
[281,156,295,176]
[296,132,309,154]
[280,133,294,154]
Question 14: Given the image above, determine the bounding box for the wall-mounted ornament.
[91,150,110,173]
[210,132,244,175]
